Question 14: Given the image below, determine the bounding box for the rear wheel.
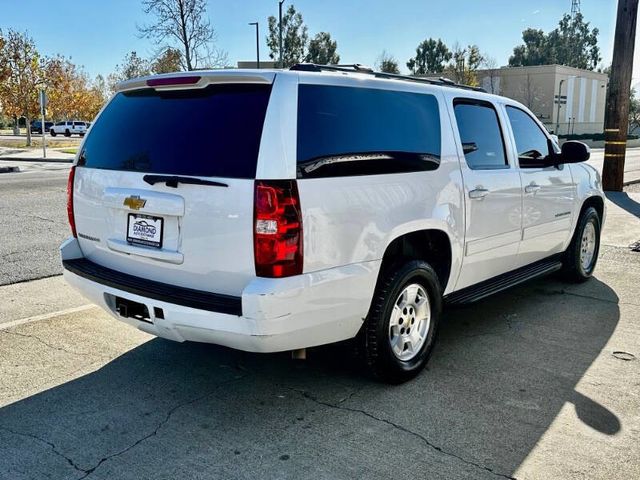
[364,260,441,383]
[562,206,601,282]
[64,129,71,137]
[50,129,56,137]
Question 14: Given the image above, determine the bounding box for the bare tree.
[138,0,227,71]
[518,74,540,109]
[482,56,501,94]
[446,43,483,85]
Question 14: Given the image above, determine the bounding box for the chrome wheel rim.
[580,221,597,271]
[388,283,430,361]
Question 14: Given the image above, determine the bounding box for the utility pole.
[279,0,285,68]
[249,22,260,69]
[603,0,639,191]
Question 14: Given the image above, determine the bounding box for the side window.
[297,85,441,178]
[506,106,550,166]
[453,100,507,170]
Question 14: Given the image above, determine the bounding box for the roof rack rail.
[289,63,486,93]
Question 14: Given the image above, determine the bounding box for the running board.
[444,256,563,305]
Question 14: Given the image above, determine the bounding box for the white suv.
[61,65,604,382]
[50,120,87,137]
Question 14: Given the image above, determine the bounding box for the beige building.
[237,61,278,69]
[476,65,608,135]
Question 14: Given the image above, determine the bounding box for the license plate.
[127,214,163,248]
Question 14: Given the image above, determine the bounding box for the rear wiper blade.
[143,175,228,188]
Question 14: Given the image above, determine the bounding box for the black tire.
[364,260,442,384]
[562,206,601,282]
[79,133,85,137]
[64,129,71,137]
[50,129,56,137]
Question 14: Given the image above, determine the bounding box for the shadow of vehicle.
[0,276,620,479]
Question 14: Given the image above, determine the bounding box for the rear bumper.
[61,238,379,353]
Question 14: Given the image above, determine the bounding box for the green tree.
[406,38,451,75]
[446,43,484,85]
[0,29,46,145]
[151,47,183,74]
[509,13,600,70]
[305,32,339,64]
[376,51,400,74]
[267,5,308,67]
[107,51,151,93]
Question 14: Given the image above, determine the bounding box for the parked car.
[61,66,604,383]
[30,120,54,134]
[50,120,87,137]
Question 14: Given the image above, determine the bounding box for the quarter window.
[453,100,507,170]
[506,106,550,166]
[297,85,441,178]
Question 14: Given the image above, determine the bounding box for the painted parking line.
[0,304,97,330]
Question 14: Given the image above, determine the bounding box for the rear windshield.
[79,83,272,178]
[297,84,441,178]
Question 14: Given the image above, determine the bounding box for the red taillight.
[67,166,77,238]
[254,180,303,278]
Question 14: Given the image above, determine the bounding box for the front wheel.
[562,206,601,282]
[50,130,57,137]
[364,260,442,383]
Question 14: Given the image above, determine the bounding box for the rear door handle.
[469,188,490,199]
[525,183,541,194]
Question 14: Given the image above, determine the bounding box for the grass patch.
[59,148,78,155]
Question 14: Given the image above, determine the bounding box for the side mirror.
[560,140,590,164]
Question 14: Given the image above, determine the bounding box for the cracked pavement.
[0,243,639,479]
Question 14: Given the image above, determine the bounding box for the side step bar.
[444,255,563,305]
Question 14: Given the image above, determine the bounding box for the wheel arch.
[377,228,454,294]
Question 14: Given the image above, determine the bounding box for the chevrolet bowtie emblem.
[123,195,147,210]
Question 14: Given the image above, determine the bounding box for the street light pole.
[249,22,260,69]
[278,0,285,68]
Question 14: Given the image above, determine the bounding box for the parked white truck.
[61,65,604,382]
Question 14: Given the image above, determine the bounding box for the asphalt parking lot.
[1,244,639,480]
[0,156,639,479]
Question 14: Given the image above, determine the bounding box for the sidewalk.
[602,191,640,248]
[0,147,74,162]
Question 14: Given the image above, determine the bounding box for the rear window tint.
[79,83,272,178]
[297,85,440,178]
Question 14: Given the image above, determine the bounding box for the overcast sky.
[2,0,638,84]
